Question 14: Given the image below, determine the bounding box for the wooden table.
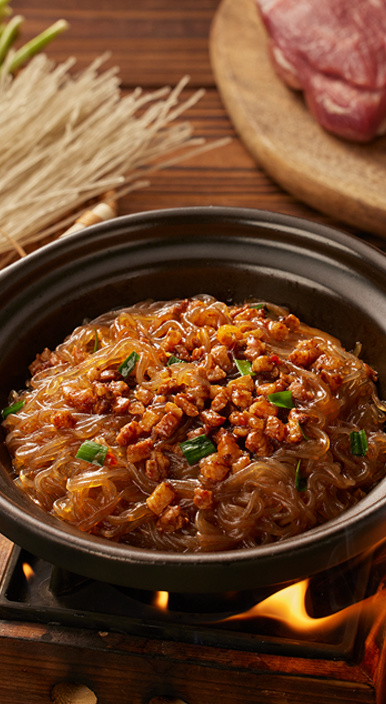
[9,0,386,257]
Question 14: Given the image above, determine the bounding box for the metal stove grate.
[0,544,372,660]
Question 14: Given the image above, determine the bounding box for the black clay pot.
[1,206,386,593]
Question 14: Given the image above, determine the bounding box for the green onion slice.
[249,303,265,311]
[118,351,139,378]
[167,355,187,366]
[93,328,99,353]
[76,440,108,466]
[295,459,307,491]
[267,389,294,409]
[298,421,310,441]
[350,429,368,457]
[235,358,254,376]
[1,399,25,419]
[179,434,216,465]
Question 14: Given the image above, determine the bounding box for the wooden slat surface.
[0,620,377,703]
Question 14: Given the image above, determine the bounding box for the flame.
[153,590,169,610]
[223,579,352,635]
[22,562,35,581]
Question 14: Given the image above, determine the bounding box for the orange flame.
[223,579,354,635]
[153,590,169,610]
[22,562,35,581]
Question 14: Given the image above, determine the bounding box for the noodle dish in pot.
[1,206,386,592]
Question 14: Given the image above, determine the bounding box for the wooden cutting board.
[210,0,386,237]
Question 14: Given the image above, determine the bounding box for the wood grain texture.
[0,535,14,576]
[210,0,386,238]
[11,0,222,87]
[0,621,377,703]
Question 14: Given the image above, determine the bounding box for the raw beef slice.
[256,0,386,142]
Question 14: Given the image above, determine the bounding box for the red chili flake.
[269,354,281,365]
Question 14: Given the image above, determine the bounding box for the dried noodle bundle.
[0,54,223,259]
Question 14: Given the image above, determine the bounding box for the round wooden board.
[210,0,386,238]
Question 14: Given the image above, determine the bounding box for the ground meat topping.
[51,410,77,429]
[146,481,175,515]
[156,504,188,533]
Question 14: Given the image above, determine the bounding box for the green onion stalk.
[0,0,12,23]
[0,1,68,75]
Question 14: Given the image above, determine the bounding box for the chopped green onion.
[118,351,139,378]
[235,358,254,376]
[167,355,187,366]
[350,430,368,457]
[298,421,310,441]
[76,440,108,466]
[249,303,265,310]
[267,389,294,409]
[179,434,216,465]
[295,459,307,491]
[93,328,99,353]
[1,399,25,419]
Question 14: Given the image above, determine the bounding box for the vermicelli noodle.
[0,54,228,264]
[2,295,386,552]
